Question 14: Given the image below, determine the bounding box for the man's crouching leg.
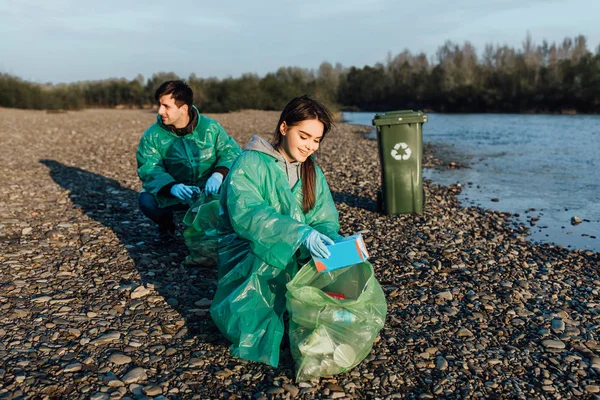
[138,192,176,241]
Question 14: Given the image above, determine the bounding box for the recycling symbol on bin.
[390,142,411,160]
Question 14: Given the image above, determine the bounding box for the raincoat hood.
[245,135,301,189]
[245,135,283,160]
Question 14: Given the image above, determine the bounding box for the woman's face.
[279,118,324,163]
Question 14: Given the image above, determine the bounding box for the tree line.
[1,34,599,114]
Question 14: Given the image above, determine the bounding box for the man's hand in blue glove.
[205,172,224,195]
[170,183,195,201]
[303,230,334,259]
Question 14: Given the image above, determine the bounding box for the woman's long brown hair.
[272,95,333,213]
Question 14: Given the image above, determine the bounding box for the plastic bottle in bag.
[293,307,359,329]
[319,357,339,376]
[333,344,356,368]
[300,357,321,377]
[298,326,335,355]
[320,308,358,324]
[292,307,321,329]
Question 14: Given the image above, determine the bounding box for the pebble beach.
[1,107,599,399]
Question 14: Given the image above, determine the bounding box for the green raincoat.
[210,137,341,367]
[136,107,241,208]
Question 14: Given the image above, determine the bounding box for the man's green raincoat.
[136,107,241,208]
[210,136,341,367]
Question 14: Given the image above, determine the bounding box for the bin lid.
[372,110,428,126]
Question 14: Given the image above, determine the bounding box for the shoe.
[155,223,176,242]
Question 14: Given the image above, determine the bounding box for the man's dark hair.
[155,80,193,108]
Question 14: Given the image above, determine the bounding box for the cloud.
[1,0,598,83]
[0,0,238,36]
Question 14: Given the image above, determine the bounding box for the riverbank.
[344,110,600,254]
[1,108,599,399]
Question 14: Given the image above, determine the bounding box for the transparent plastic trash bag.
[182,189,220,267]
[286,260,387,381]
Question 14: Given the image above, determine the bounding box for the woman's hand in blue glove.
[303,230,334,259]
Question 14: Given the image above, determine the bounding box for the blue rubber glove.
[303,230,334,259]
[170,183,195,201]
[205,172,224,195]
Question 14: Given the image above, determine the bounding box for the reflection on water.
[343,111,600,252]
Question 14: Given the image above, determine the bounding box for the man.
[136,80,241,241]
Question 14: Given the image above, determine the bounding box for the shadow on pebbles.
[0,107,599,399]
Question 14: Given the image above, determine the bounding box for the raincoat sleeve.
[305,166,343,241]
[213,122,242,170]
[136,132,177,195]
[226,153,313,270]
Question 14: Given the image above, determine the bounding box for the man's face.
[158,95,187,127]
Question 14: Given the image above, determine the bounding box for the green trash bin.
[372,110,428,215]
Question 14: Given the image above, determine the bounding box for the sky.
[1,0,599,84]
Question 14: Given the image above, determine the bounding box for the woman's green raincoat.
[210,137,341,367]
[136,107,241,208]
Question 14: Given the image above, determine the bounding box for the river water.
[342,111,600,253]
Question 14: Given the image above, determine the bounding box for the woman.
[210,95,342,367]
